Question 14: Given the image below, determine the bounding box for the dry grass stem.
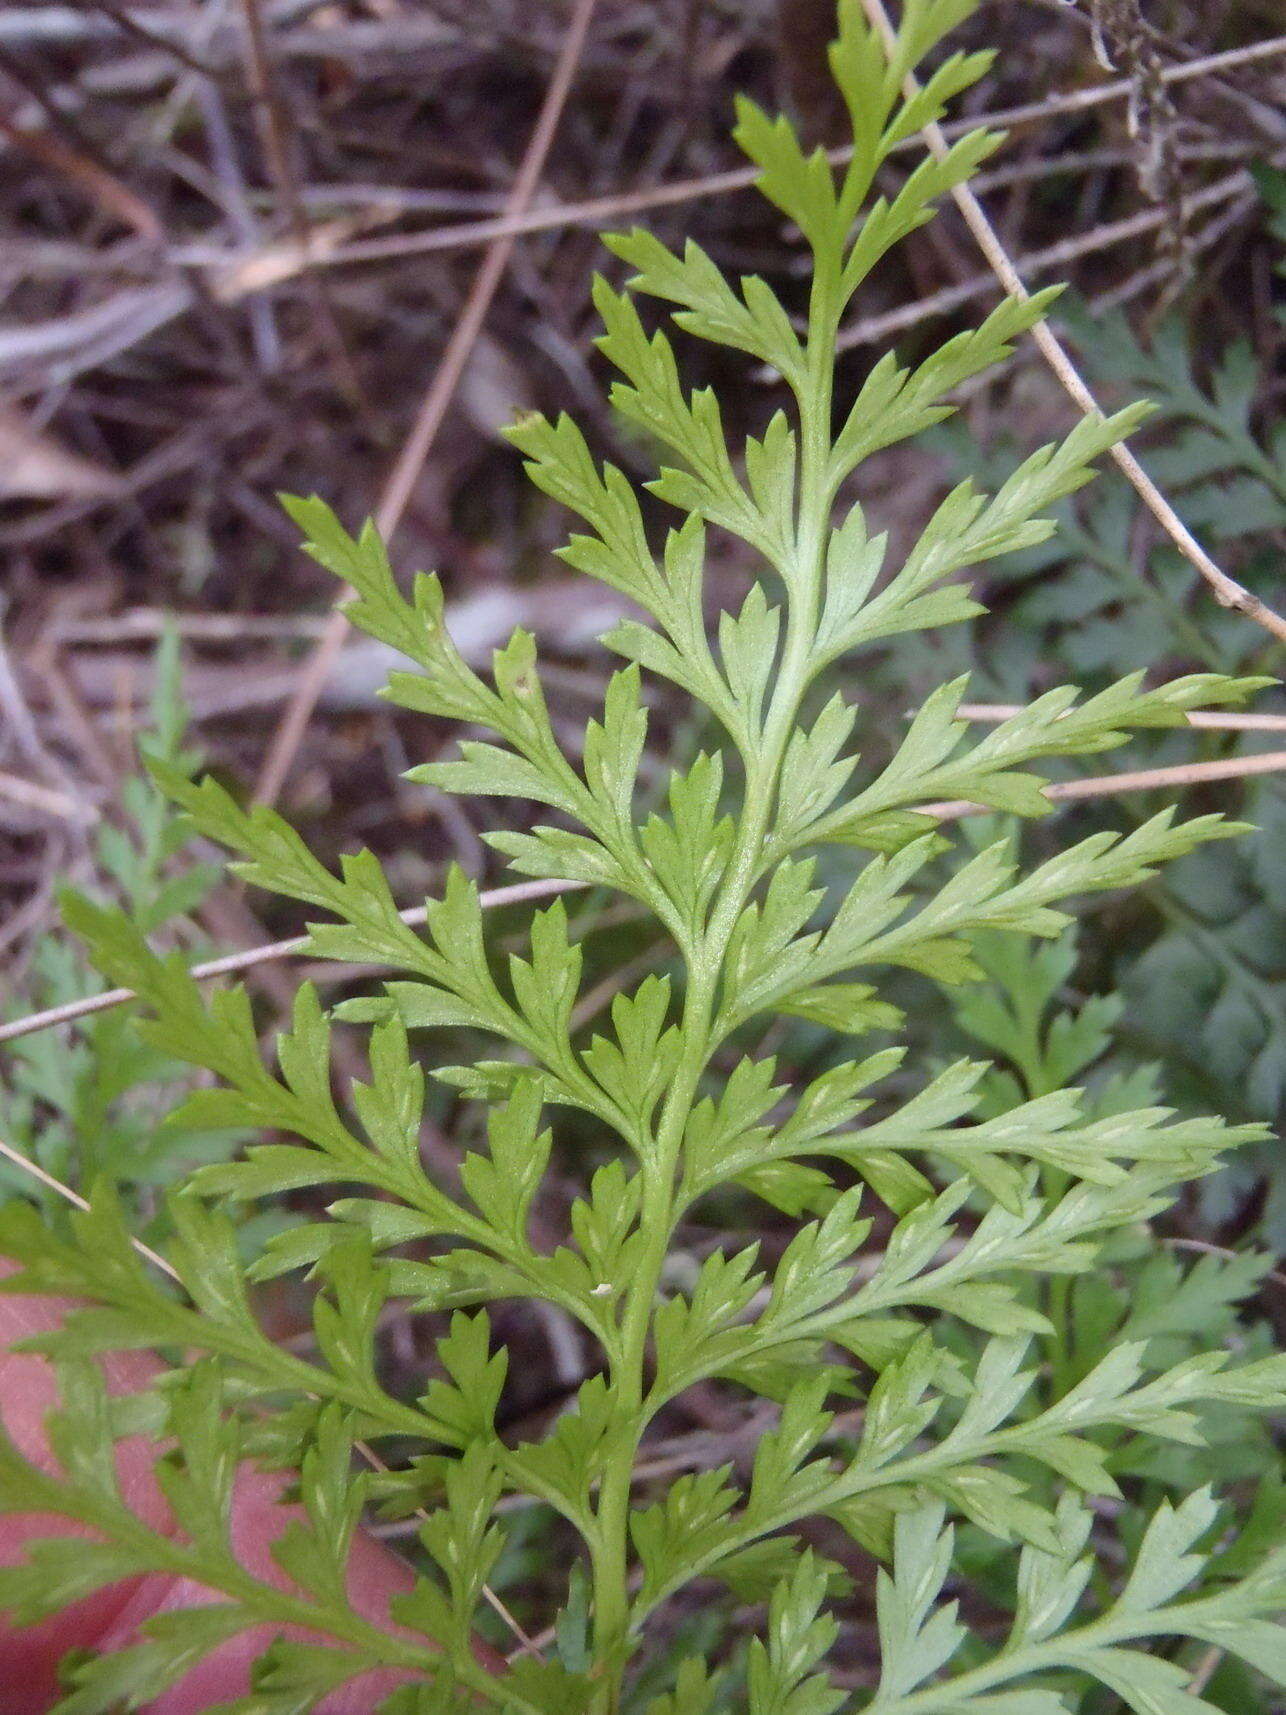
[835,169,1253,350]
[0,770,100,825]
[956,704,1286,732]
[0,877,579,1047]
[924,748,1286,820]
[0,1133,177,1280]
[1165,1237,1286,1294]
[229,36,1286,273]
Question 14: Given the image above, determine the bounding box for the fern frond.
[2,3,1280,1711]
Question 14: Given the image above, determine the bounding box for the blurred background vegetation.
[0,0,1282,1694]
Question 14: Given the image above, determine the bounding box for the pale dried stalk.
[957,704,1286,732]
[0,876,578,1046]
[924,748,1286,820]
[0,769,99,824]
[858,0,1286,647]
[292,36,1286,270]
[1165,1237,1286,1294]
[0,1133,176,1279]
[836,169,1250,351]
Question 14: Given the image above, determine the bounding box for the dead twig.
[0,39,164,239]
[264,37,1286,272]
[1164,1236,1286,1294]
[0,771,98,825]
[924,748,1286,821]
[0,877,579,1047]
[943,188,1260,411]
[1084,191,1258,320]
[80,0,220,78]
[956,704,1286,732]
[0,112,162,241]
[4,36,1279,389]
[236,0,367,409]
[1186,1645,1226,1696]
[192,62,282,373]
[0,1134,175,1278]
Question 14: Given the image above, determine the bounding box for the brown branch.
[858,0,1286,648]
[1083,191,1258,319]
[0,109,162,242]
[0,769,100,824]
[83,0,220,79]
[251,0,601,811]
[941,190,1258,411]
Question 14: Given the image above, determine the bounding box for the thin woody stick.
[956,704,1286,732]
[0,1134,177,1279]
[0,876,579,1047]
[835,169,1250,351]
[924,747,1286,820]
[286,36,1286,271]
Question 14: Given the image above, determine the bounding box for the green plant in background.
[896,302,1285,688]
[942,917,1285,1713]
[1250,162,1286,326]
[0,629,244,1238]
[1074,304,1286,1244]
[896,287,1286,1243]
[0,4,1283,1712]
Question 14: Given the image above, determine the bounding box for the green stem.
[585,250,842,1713]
